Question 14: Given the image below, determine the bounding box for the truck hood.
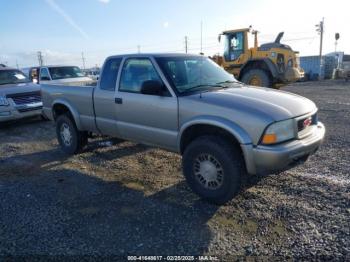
[47,77,95,86]
[0,82,41,96]
[185,85,317,121]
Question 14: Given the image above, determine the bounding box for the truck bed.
[41,84,97,132]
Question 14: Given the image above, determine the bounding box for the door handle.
[115,97,123,104]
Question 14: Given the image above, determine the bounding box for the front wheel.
[56,114,88,155]
[182,136,246,205]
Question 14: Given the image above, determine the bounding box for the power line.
[283,37,317,42]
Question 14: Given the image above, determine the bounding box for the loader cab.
[221,28,249,63]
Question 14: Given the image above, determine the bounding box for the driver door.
[114,57,178,150]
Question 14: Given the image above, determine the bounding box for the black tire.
[56,114,88,155]
[241,69,272,87]
[182,136,246,205]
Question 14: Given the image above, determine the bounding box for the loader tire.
[241,69,272,87]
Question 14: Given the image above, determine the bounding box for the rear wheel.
[182,136,246,205]
[56,114,88,155]
[241,69,272,87]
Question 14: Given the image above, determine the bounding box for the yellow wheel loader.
[212,27,304,88]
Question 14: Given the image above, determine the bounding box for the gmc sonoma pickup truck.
[42,53,325,204]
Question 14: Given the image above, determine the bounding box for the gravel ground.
[0,80,349,260]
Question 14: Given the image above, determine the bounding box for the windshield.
[48,66,85,80]
[0,69,30,85]
[155,56,237,94]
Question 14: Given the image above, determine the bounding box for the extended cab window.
[99,58,122,91]
[119,58,164,93]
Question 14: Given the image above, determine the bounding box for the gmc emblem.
[303,117,312,128]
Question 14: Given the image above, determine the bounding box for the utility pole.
[316,18,324,80]
[335,33,340,69]
[137,45,141,53]
[335,33,340,53]
[16,60,19,69]
[81,52,86,70]
[37,51,44,66]
[200,21,203,54]
[185,36,188,53]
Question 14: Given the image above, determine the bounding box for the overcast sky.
[0,0,348,68]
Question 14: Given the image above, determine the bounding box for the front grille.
[298,113,317,132]
[17,106,43,113]
[311,113,318,125]
[6,91,41,105]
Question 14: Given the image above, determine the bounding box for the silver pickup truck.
[42,53,325,204]
[0,66,43,122]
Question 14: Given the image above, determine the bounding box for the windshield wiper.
[216,80,238,85]
[183,83,227,93]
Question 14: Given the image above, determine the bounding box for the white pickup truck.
[42,53,325,204]
[22,65,94,86]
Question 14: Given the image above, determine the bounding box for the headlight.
[0,96,9,106]
[261,119,295,144]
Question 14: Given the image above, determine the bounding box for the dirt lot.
[0,80,349,260]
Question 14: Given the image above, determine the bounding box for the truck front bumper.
[242,122,325,175]
[0,104,43,122]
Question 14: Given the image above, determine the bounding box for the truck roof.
[22,65,81,70]
[106,53,203,59]
[0,66,17,71]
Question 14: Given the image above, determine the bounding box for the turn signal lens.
[262,134,277,144]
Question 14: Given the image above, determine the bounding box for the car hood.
[47,77,95,86]
[184,85,317,121]
[0,82,41,96]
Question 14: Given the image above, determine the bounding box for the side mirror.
[218,34,221,43]
[141,80,164,96]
